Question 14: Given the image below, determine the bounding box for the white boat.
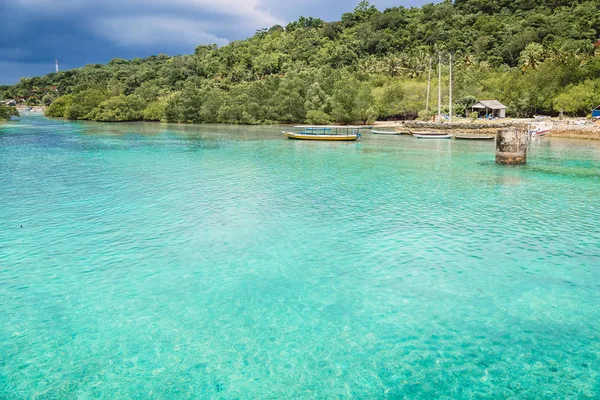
[529,128,550,137]
[529,121,553,137]
[411,132,453,139]
[371,129,399,135]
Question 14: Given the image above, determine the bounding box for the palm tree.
[520,43,545,73]
[547,47,567,64]
[461,53,475,67]
[382,55,403,77]
[358,57,380,74]
[403,51,430,78]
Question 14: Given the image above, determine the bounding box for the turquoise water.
[1,116,600,399]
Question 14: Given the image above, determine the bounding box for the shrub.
[143,100,167,122]
[418,109,434,121]
[0,104,19,120]
[45,95,73,117]
[305,109,332,125]
[91,95,145,122]
[64,90,110,120]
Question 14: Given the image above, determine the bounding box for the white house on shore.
[471,100,507,118]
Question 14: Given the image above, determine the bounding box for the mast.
[438,53,442,123]
[449,53,452,124]
[426,57,432,112]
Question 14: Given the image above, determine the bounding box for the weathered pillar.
[496,127,528,165]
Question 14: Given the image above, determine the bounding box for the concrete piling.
[496,127,528,165]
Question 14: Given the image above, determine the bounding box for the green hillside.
[1,0,600,123]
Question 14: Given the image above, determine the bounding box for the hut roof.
[472,100,507,110]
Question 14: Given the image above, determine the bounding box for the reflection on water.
[1,116,600,398]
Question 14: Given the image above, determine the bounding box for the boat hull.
[371,130,399,135]
[284,132,358,141]
[529,129,550,137]
[412,133,453,139]
[455,135,495,140]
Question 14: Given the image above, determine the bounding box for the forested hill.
[1,0,600,124]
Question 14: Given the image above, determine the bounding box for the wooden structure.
[471,100,507,118]
[496,127,528,165]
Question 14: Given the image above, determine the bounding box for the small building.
[592,105,600,119]
[2,99,17,107]
[471,100,507,118]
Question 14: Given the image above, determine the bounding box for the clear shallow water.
[1,116,600,399]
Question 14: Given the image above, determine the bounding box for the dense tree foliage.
[0,104,19,120]
[2,0,600,123]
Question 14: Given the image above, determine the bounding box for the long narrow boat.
[284,132,359,141]
[283,126,362,141]
[411,131,453,139]
[454,134,495,140]
[371,129,399,135]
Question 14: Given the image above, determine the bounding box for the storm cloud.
[0,0,431,84]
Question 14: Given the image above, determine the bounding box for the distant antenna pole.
[55,59,59,73]
[449,53,453,124]
[426,57,432,112]
[438,52,442,123]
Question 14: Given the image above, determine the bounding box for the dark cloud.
[0,0,432,85]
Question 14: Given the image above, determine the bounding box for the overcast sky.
[0,0,432,85]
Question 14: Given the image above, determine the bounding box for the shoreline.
[374,118,600,140]
[13,113,600,140]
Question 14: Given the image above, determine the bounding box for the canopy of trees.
[0,104,19,121]
[2,0,600,123]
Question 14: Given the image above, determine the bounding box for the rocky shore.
[374,118,600,139]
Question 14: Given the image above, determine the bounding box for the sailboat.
[412,53,453,139]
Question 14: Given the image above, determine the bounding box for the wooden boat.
[411,131,453,139]
[283,126,361,141]
[371,129,399,135]
[284,132,358,141]
[454,134,495,140]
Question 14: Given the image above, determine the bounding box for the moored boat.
[529,127,551,137]
[454,134,495,140]
[283,126,362,141]
[411,131,453,139]
[528,121,553,137]
[371,129,399,135]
